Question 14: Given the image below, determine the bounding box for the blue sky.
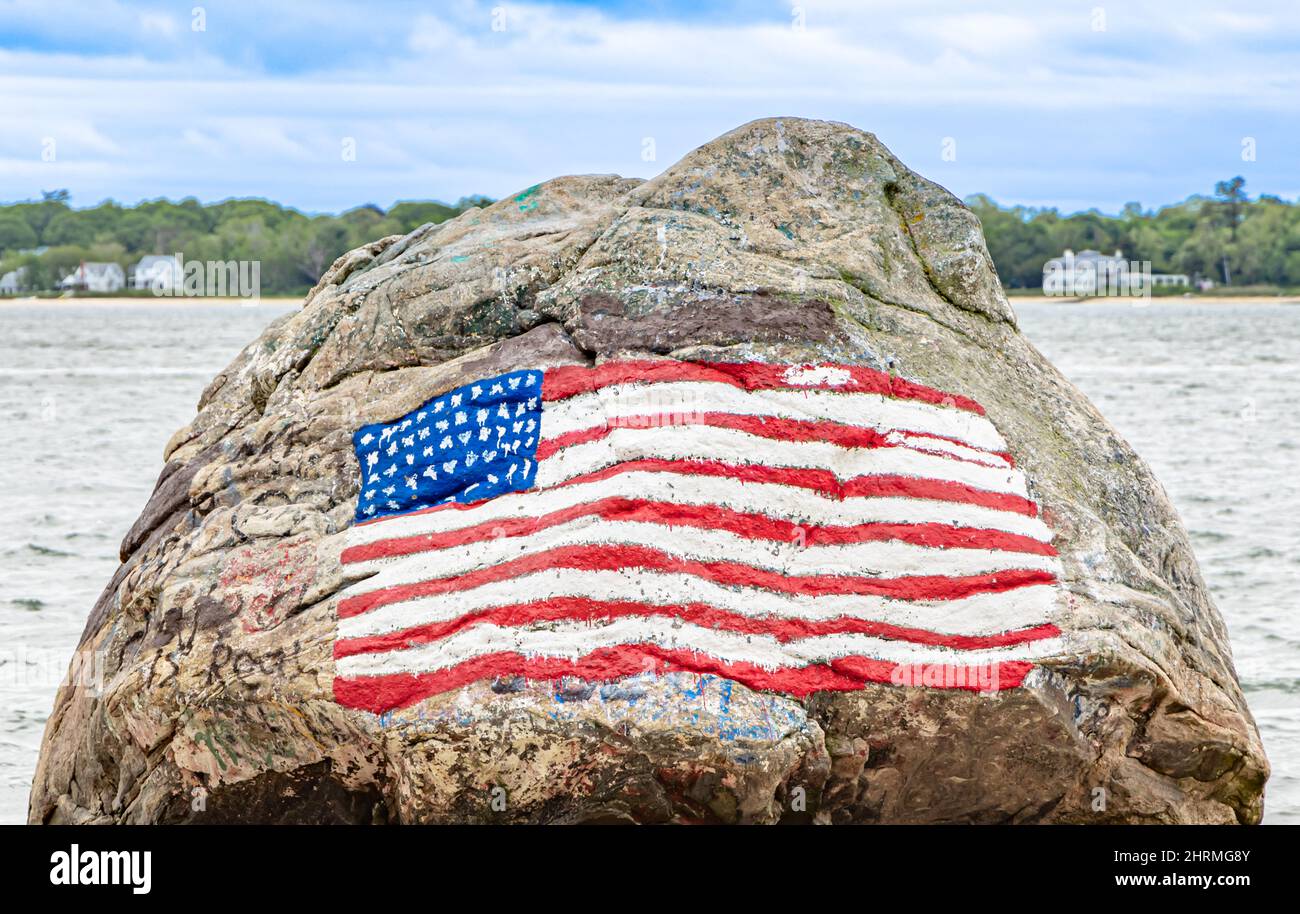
[2,0,1297,214]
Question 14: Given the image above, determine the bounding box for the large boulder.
[30,118,1267,824]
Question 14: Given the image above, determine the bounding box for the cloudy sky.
[1,0,1296,214]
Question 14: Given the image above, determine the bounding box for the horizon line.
[2,185,1288,222]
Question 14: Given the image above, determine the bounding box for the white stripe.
[335,616,1063,679]
[545,382,1008,453]
[343,518,1060,596]
[338,567,1060,641]
[535,425,1028,497]
[347,472,1051,547]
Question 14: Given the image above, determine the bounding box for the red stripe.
[338,542,1056,618]
[342,496,1055,564]
[334,596,1061,659]
[537,412,894,459]
[902,436,1015,468]
[557,460,1040,517]
[541,360,986,414]
[333,646,1033,713]
[538,415,1012,468]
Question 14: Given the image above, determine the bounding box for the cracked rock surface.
[30,118,1267,824]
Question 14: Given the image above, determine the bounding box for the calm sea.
[0,299,1294,824]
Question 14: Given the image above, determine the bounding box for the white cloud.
[923,13,1041,56]
[0,0,1297,212]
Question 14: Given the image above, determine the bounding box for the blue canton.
[352,369,543,522]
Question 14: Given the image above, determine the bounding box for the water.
[1017,300,1300,824]
[0,301,298,824]
[0,299,1294,823]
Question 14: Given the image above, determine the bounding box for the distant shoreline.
[0,295,302,308]
[1011,294,1300,306]
[4,294,1297,309]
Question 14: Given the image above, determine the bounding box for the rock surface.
[30,118,1267,824]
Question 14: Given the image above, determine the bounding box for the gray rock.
[30,118,1266,824]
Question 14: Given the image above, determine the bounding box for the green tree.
[0,214,38,253]
[41,210,96,247]
[388,200,462,232]
[299,219,351,283]
[0,193,489,293]
[968,179,1300,290]
[1215,177,1247,241]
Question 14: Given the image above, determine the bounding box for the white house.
[1042,249,1189,296]
[58,262,125,293]
[0,266,27,294]
[132,254,183,292]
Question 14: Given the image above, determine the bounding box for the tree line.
[0,190,491,294]
[3,178,1297,295]
[967,178,1300,291]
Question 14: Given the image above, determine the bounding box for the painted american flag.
[333,360,1064,714]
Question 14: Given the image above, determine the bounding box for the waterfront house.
[131,254,183,292]
[1042,249,1189,295]
[58,262,125,293]
[0,266,27,294]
